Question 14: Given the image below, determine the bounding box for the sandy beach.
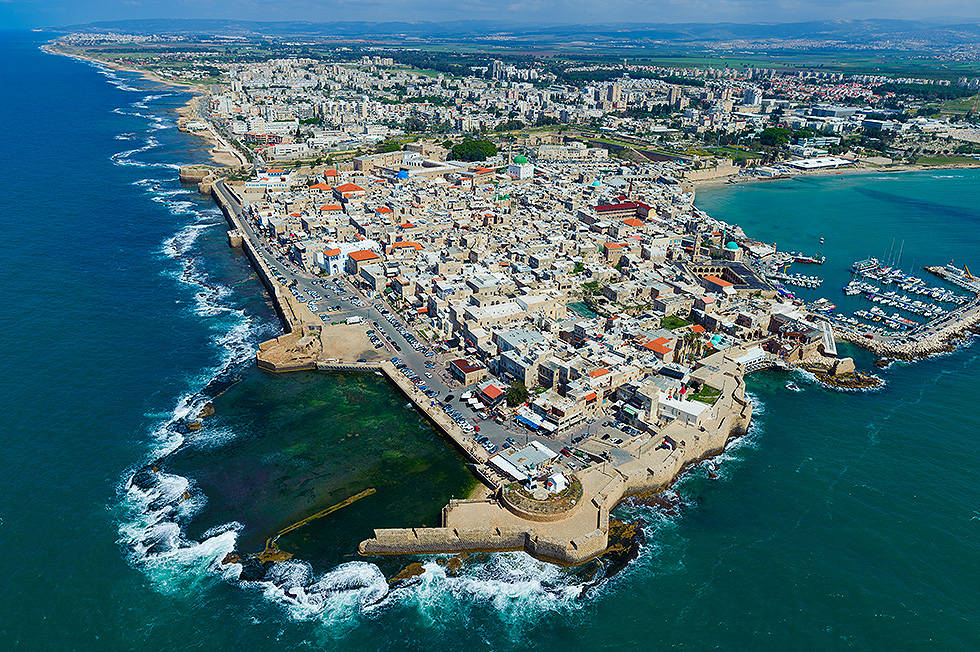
[42,42,246,168]
[689,158,980,192]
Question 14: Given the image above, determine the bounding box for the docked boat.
[852,257,880,273]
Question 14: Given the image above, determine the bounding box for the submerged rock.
[130,468,159,491]
[389,561,426,584]
[196,402,215,419]
[603,519,646,579]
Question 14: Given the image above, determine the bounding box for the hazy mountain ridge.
[55,18,980,47]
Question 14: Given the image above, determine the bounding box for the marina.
[830,257,980,355]
[760,249,980,354]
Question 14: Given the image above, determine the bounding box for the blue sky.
[3,0,979,30]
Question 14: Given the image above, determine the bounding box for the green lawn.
[661,315,691,330]
[917,156,980,166]
[708,145,764,161]
[941,95,979,115]
[689,385,722,405]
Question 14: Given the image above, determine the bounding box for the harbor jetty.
[838,297,980,360]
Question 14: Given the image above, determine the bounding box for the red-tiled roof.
[482,384,504,400]
[596,202,638,212]
[588,368,610,378]
[392,241,422,250]
[336,182,365,193]
[644,337,673,355]
[703,275,733,287]
[348,249,379,262]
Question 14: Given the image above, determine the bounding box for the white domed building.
[507,154,534,180]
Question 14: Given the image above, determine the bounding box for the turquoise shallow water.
[2,30,980,651]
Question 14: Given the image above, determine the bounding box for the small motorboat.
[786,382,802,392]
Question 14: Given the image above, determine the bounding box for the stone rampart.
[211,181,299,334]
[359,367,753,567]
[499,482,585,523]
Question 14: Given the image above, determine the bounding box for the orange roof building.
[348,249,379,262]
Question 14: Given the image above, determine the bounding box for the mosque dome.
[725,241,740,251]
[513,154,528,165]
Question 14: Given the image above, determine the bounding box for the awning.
[487,455,529,482]
[517,415,541,429]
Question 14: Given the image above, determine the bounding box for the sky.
[2,0,979,31]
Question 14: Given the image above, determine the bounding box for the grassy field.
[707,145,764,161]
[917,155,980,166]
[661,315,691,330]
[399,67,443,78]
[941,94,980,116]
[690,385,722,405]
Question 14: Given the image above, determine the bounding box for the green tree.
[759,127,792,147]
[507,381,529,407]
[494,119,525,132]
[449,138,498,162]
[375,140,402,153]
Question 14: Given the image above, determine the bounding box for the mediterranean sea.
[1,30,979,651]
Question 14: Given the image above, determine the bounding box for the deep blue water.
[2,30,980,651]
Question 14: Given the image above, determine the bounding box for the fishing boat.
[786,382,802,392]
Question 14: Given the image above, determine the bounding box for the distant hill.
[53,18,980,48]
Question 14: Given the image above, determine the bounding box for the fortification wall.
[211,181,298,334]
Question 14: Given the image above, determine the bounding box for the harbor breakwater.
[838,298,980,360]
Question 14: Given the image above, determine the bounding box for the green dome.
[513,154,528,165]
[725,241,739,250]
[591,179,602,187]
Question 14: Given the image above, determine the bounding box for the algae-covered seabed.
[164,367,477,570]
